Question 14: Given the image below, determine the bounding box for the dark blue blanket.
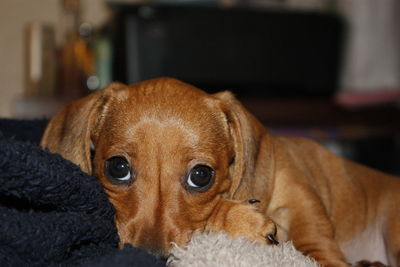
[0,119,164,266]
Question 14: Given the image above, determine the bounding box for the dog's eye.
[105,156,133,184]
[186,165,215,191]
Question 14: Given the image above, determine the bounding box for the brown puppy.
[41,78,400,267]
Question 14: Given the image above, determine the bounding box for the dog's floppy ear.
[40,82,125,174]
[213,91,268,199]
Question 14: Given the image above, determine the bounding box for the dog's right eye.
[185,165,215,192]
[105,156,133,184]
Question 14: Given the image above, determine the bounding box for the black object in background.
[0,119,48,144]
[110,4,344,97]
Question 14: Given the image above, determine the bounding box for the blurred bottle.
[89,24,113,91]
[58,0,94,99]
[24,22,57,97]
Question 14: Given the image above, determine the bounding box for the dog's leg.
[385,210,400,267]
[290,213,349,266]
[279,188,349,267]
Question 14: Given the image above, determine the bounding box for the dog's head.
[41,78,269,256]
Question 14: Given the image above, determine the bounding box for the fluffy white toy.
[169,233,319,267]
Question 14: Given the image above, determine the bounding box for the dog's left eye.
[186,165,215,192]
[105,156,133,184]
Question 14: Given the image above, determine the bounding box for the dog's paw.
[205,199,278,245]
[353,260,388,267]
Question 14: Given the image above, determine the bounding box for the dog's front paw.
[205,199,278,245]
[353,260,388,267]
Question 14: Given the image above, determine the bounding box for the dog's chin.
[119,227,197,260]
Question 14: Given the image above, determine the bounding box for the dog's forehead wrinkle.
[125,116,200,146]
[129,78,207,106]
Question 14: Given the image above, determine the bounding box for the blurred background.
[0,0,399,175]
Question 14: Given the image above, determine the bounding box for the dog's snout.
[135,227,168,256]
[131,223,192,257]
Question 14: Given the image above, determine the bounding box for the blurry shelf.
[11,96,400,139]
[240,97,400,139]
[13,97,70,119]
